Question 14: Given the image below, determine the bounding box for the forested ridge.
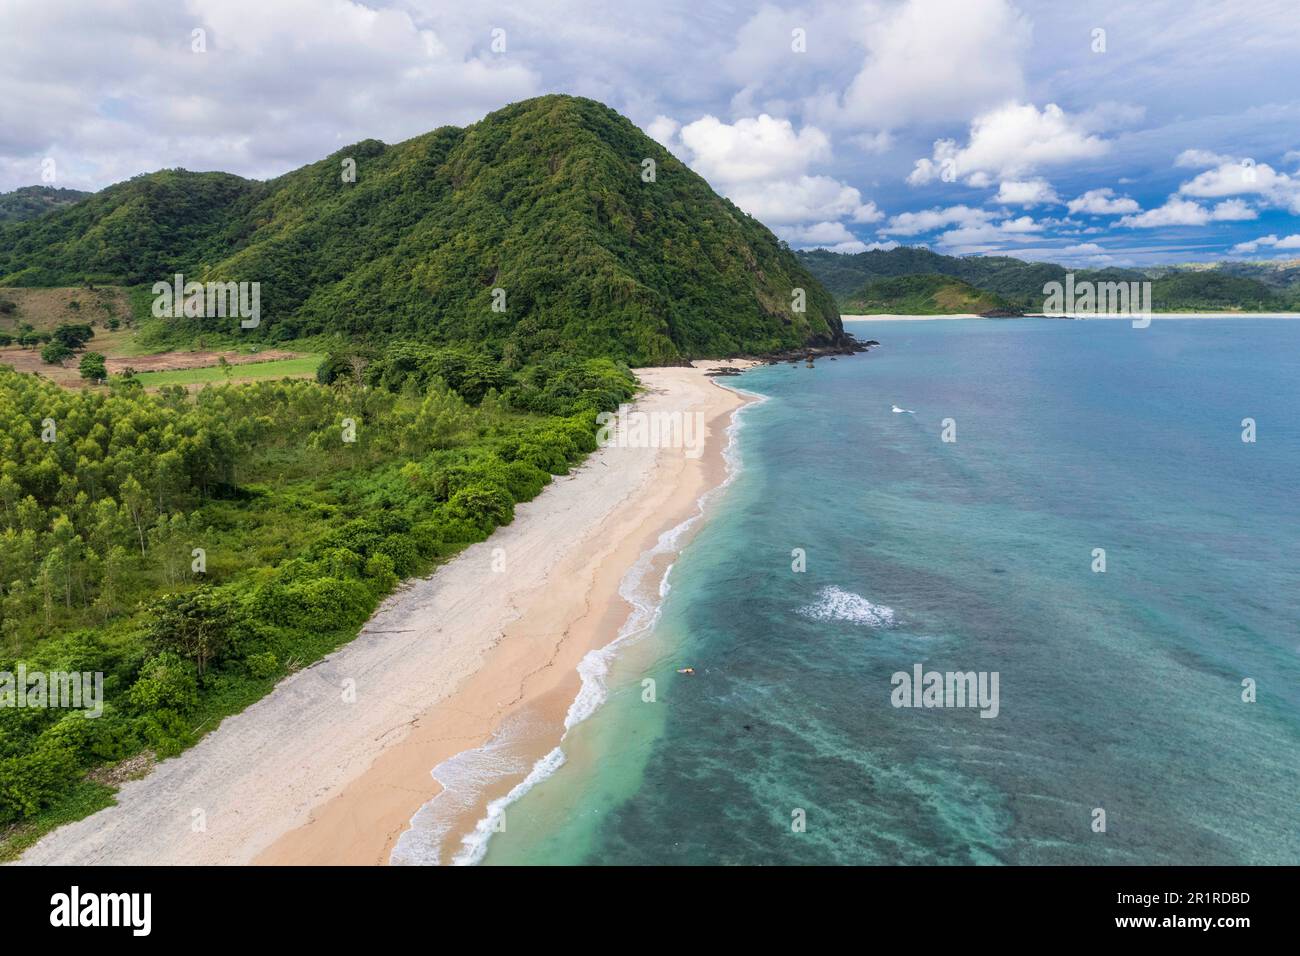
[842,274,1012,314]
[0,187,92,224]
[799,246,1300,312]
[0,95,842,364]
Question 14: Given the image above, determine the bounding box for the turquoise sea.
[481,318,1300,865]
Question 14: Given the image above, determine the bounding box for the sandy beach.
[842,313,980,321]
[843,312,1300,321]
[18,361,752,866]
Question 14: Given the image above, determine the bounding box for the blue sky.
[3,0,1299,265]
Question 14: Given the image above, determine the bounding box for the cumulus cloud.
[1063,242,1106,255]
[1175,158,1300,212]
[1174,148,1237,169]
[881,204,992,236]
[774,220,866,252]
[993,179,1060,206]
[936,215,1042,252]
[837,0,1030,129]
[1120,197,1258,227]
[1231,233,1300,254]
[676,114,831,184]
[908,103,1110,187]
[1067,188,1140,215]
[646,116,682,152]
[658,112,882,239]
[726,176,883,226]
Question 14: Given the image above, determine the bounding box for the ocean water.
[479,318,1300,865]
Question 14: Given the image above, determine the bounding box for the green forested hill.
[0,96,841,364]
[798,246,1300,312]
[1148,271,1288,310]
[842,274,1012,314]
[0,187,92,224]
[798,247,1145,309]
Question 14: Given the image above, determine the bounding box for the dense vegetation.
[1147,271,1288,310]
[0,96,842,364]
[842,274,1011,314]
[0,348,634,841]
[0,187,91,224]
[799,246,1300,312]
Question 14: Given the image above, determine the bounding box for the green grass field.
[131,355,321,387]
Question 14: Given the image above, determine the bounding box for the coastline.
[843,312,1300,321]
[18,360,753,866]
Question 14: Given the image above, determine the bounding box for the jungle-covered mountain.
[0,96,842,364]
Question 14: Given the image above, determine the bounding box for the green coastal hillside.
[0,187,91,224]
[0,96,842,364]
[798,246,1300,313]
[842,274,1012,314]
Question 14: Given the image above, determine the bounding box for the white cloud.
[881,204,992,236]
[1231,233,1300,254]
[646,115,681,151]
[850,130,895,155]
[726,175,882,225]
[676,114,831,184]
[1175,148,1237,169]
[1067,188,1140,216]
[1210,198,1259,220]
[661,112,882,235]
[908,102,1111,186]
[993,179,1060,206]
[1120,197,1258,227]
[837,0,1030,129]
[936,215,1043,251]
[775,220,861,250]
[1176,158,1300,212]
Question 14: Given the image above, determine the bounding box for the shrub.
[447,482,515,534]
[0,742,80,821]
[40,341,73,365]
[363,553,397,592]
[127,652,200,714]
[245,651,279,679]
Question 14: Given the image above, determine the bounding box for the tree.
[52,322,93,348]
[142,587,231,675]
[40,342,73,365]
[78,351,107,383]
[119,476,153,556]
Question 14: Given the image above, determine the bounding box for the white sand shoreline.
[843,312,1300,321]
[18,361,752,866]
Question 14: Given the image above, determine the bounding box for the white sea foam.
[389,717,534,866]
[564,378,763,734]
[798,585,896,628]
[391,376,764,865]
[450,747,566,866]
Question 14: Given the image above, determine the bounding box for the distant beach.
[844,312,1300,321]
